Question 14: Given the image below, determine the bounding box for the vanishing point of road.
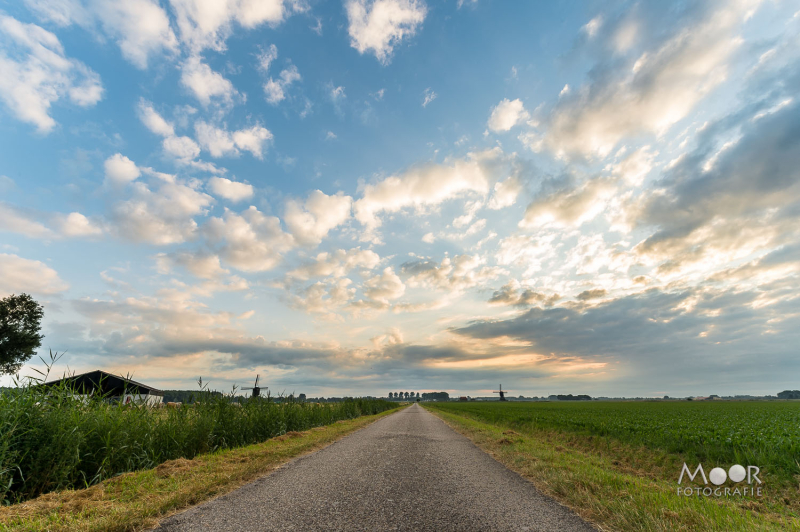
[156,403,594,531]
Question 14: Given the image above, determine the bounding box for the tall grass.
[0,355,394,504]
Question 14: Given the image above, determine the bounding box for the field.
[425,401,800,531]
[0,381,394,504]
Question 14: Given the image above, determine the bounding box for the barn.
[42,370,164,406]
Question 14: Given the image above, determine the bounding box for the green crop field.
[425,400,800,531]
[428,401,800,481]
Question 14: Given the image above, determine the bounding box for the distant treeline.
[778,390,800,399]
[549,394,592,401]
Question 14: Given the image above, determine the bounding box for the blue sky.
[1,0,799,398]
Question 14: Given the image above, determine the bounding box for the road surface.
[155,403,594,531]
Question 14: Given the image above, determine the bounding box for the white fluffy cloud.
[287,248,381,281]
[0,15,103,133]
[104,153,141,186]
[264,65,301,105]
[207,176,254,202]
[170,0,294,53]
[284,190,353,246]
[195,121,273,158]
[137,99,175,137]
[0,253,68,295]
[162,135,201,161]
[354,149,499,230]
[204,206,294,271]
[487,98,529,132]
[488,176,523,209]
[180,56,238,106]
[520,178,616,229]
[345,0,427,64]
[58,212,102,237]
[362,266,405,306]
[24,0,178,68]
[112,180,214,245]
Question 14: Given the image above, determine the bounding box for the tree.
[416,392,420,399]
[404,392,409,400]
[0,293,44,375]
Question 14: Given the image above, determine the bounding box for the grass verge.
[424,405,799,531]
[0,407,402,532]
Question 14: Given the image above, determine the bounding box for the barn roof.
[42,370,164,397]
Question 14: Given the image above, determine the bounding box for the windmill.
[493,384,509,401]
[242,375,266,398]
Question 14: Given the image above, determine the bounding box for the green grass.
[425,401,800,531]
[427,401,800,482]
[0,374,394,504]
[0,407,403,532]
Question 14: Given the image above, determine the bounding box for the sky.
[1,0,799,398]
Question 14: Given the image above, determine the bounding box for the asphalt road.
[155,403,594,531]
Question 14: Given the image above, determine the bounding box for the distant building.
[459,396,468,401]
[42,370,164,406]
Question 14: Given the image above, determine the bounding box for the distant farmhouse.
[43,370,164,406]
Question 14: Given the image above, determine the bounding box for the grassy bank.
[425,402,800,531]
[0,406,402,532]
[0,377,395,504]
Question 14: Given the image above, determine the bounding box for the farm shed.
[42,370,164,406]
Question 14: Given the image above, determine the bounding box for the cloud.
[360,266,405,308]
[0,253,69,295]
[162,135,202,161]
[58,212,102,237]
[263,64,301,105]
[169,0,294,53]
[422,87,436,107]
[0,203,54,239]
[401,254,504,292]
[180,56,238,106]
[354,149,502,231]
[284,190,352,246]
[103,153,141,186]
[0,15,103,133]
[488,176,523,209]
[111,179,214,245]
[25,0,178,69]
[520,177,616,228]
[207,176,254,202]
[256,43,278,73]
[194,121,273,159]
[576,288,607,301]
[531,0,756,158]
[345,0,427,64]
[203,206,294,271]
[137,99,175,137]
[488,98,529,132]
[286,248,381,281]
[156,250,229,279]
[489,280,560,307]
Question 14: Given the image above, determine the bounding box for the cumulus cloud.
[0,253,68,295]
[0,15,103,133]
[488,176,523,209]
[207,176,254,202]
[358,266,405,308]
[284,190,352,247]
[180,56,238,107]
[520,177,616,228]
[286,248,381,281]
[531,0,756,158]
[401,254,504,292]
[170,0,295,53]
[354,149,502,231]
[156,250,229,279]
[111,179,214,245]
[137,99,175,137]
[24,0,178,68]
[263,64,301,105]
[203,206,294,271]
[58,212,102,237]
[194,121,273,158]
[489,280,560,307]
[103,153,141,186]
[345,0,427,64]
[487,98,529,132]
